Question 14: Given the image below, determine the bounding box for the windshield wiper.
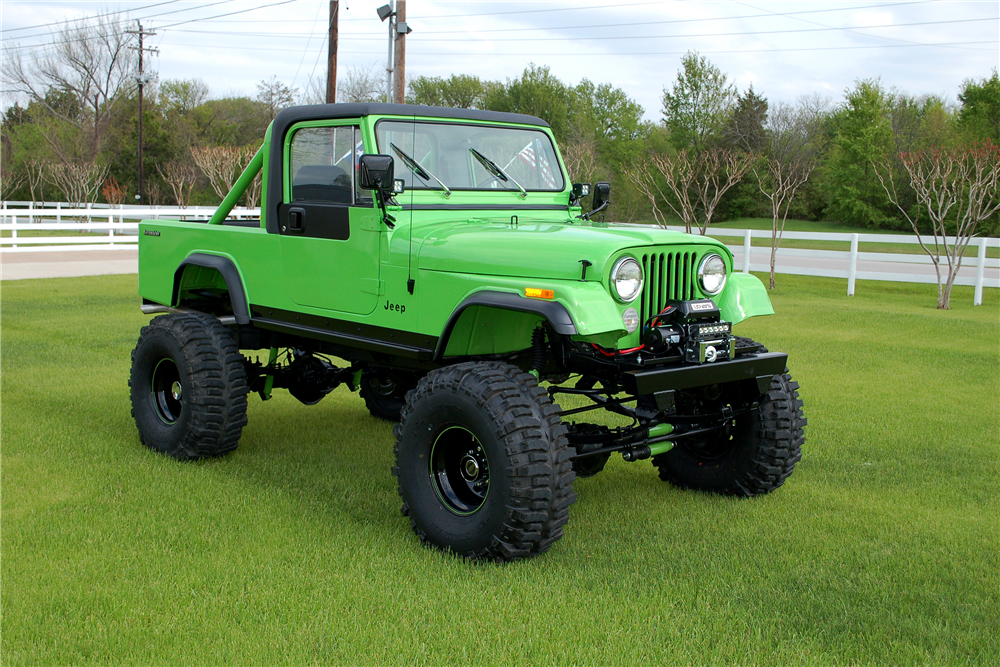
[389,143,451,197]
[469,148,527,198]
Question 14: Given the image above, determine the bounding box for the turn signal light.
[524,288,554,300]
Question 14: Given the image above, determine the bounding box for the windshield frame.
[373,118,566,194]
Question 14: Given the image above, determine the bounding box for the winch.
[641,299,734,363]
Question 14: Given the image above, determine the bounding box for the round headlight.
[698,254,727,295]
[610,257,643,302]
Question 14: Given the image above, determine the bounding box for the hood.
[414,218,730,281]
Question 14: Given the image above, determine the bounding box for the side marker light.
[525,288,555,300]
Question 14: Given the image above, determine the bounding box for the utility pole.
[127,21,157,202]
[384,0,395,103]
[326,1,338,103]
[393,1,406,103]
[378,2,413,104]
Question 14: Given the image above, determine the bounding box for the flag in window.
[516,140,557,189]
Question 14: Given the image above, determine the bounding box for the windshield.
[375,120,565,192]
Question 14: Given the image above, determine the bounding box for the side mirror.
[592,182,610,212]
[358,154,397,229]
[358,154,395,194]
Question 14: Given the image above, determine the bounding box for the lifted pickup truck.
[131,103,805,561]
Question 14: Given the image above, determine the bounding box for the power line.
[3,0,241,42]
[403,16,1000,42]
[75,38,988,56]
[405,40,1000,56]
[141,15,998,43]
[156,0,302,29]
[0,0,180,33]
[289,0,326,91]
[423,1,668,20]
[412,0,934,35]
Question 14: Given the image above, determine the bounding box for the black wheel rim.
[151,358,183,424]
[371,375,397,398]
[429,426,490,515]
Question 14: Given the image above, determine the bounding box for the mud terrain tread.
[392,362,576,560]
[653,370,805,496]
[129,313,248,459]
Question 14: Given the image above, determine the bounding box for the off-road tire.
[359,369,410,422]
[652,367,805,497]
[392,361,576,561]
[130,313,249,460]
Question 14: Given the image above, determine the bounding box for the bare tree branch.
[873,142,1000,309]
[156,161,198,208]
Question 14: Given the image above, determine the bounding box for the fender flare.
[172,253,251,325]
[434,291,577,361]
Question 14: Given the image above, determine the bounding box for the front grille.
[639,251,699,326]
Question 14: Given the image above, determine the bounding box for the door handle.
[285,207,305,233]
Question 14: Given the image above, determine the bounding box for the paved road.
[1,249,138,281]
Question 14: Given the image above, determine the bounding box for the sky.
[2,0,998,121]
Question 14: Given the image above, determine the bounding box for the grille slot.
[639,252,699,326]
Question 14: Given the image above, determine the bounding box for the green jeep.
[131,103,805,561]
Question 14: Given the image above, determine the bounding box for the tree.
[409,74,488,109]
[629,148,755,234]
[724,84,768,153]
[339,64,384,104]
[256,77,297,121]
[191,146,245,201]
[101,177,127,206]
[2,13,138,162]
[753,103,817,289]
[485,64,573,140]
[957,69,1000,143]
[1,169,24,201]
[823,79,896,228]
[160,78,209,115]
[156,161,197,207]
[46,161,109,205]
[661,51,736,151]
[874,143,1000,309]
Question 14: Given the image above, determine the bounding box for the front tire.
[652,370,805,496]
[392,362,576,560]
[129,313,249,460]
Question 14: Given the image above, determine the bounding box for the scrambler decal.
[144,230,160,236]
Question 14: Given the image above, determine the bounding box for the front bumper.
[622,352,788,395]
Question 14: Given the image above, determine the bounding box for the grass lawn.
[2,274,998,665]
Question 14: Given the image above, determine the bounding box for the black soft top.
[265,104,550,233]
[272,103,549,130]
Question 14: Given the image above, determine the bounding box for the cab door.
[279,123,381,315]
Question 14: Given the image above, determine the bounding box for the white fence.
[662,226,998,306]
[0,203,260,253]
[2,204,997,305]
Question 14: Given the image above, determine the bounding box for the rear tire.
[392,362,576,560]
[129,313,249,460]
[359,369,411,422]
[652,369,805,496]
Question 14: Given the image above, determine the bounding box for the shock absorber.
[531,327,547,375]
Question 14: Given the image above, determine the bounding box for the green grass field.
[2,274,998,665]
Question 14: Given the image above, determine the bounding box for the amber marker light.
[524,288,555,299]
